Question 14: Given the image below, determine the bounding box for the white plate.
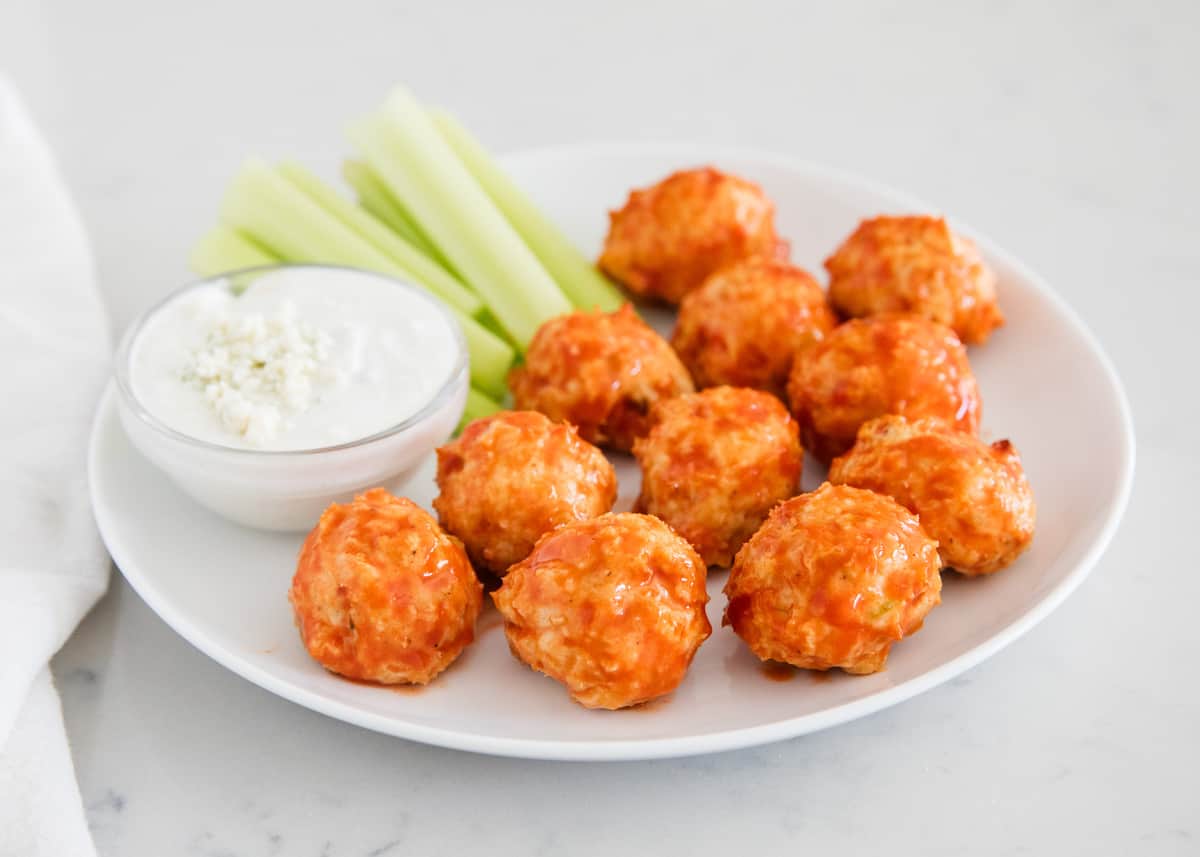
[89,145,1135,761]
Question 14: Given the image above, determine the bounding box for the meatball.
[633,387,803,567]
[492,513,711,709]
[724,483,941,675]
[787,313,981,464]
[829,415,1036,575]
[289,489,482,685]
[599,166,784,304]
[508,304,694,451]
[826,215,1004,345]
[671,258,837,397]
[434,411,617,575]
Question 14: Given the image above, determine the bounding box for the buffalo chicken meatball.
[289,489,483,685]
[671,258,837,397]
[599,166,784,304]
[634,387,803,567]
[787,313,981,464]
[434,411,618,575]
[724,483,941,675]
[508,304,694,451]
[492,513,711,709]
[826,215,1004,345]
[829,415,1036,575]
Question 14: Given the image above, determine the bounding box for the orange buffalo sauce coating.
[492,513,712,709]
[599,166,784,305]
[508,305,694,452]
[671,258,837,398]
[289,489,483,685]
[633,387,803,567]
[786,313,981,464]
[829,415,1036,575]
[434,410,617,575]
[826,215,1004,345]
[724,483,942,675]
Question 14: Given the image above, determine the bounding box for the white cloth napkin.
[0,75,110,857]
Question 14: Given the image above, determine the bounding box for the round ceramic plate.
[89,145,1135,761]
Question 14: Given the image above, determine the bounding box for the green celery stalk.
[347,86,573,347]
[218,158,512,398]
[220,158,398,269]
[342,159,443,262]
[430,111,624,312]
[276,160,482,319]
[456,386,503,433]
[456,322,510,400]
[189,225,278,276]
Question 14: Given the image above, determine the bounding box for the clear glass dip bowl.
[113,265,468,531]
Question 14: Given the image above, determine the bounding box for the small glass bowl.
[113,265,468,531]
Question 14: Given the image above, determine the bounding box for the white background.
[2,0,1196,854]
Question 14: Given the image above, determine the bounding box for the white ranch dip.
[130,267,462,450]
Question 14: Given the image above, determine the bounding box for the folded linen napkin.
[0,74,110,857]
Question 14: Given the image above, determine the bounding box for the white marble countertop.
[3,0,1196,853]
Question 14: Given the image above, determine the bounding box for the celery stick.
[348,87,573,347]
[276,161,482,319]
[220,158,398,269]
[476,308,510,343]
[458,318,510,399]
[343,160,462,279]
[218,158,513,398]
[189,224,278,276]
[342,160,437,257]
[456,386,503,433]
[430,111,624,312]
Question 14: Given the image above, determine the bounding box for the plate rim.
[88,143,1136,761]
